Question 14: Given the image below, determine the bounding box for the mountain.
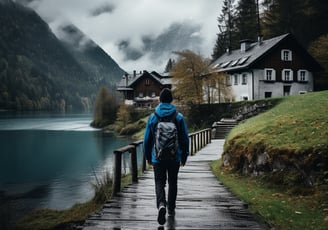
[56,23,125,89]
[0,0,125,111]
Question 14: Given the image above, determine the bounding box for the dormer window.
[264,68,276,81]
[230,59,239,67]
[221,61,231,68]
[238,56,250,65]
[281,49,292,61]
[298,70,308,82]
[282,69,293,81]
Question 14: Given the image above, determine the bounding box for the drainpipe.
[251,70,255,100]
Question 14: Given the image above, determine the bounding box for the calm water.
[0,112,140,221]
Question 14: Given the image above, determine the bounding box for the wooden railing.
[112,128,212,196]
[189,128,212,155]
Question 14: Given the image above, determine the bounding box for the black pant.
[153,161,180,211]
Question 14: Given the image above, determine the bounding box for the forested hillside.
[58,24,124,90]
[0,0,125,111]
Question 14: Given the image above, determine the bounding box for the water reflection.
[0,113,140,222]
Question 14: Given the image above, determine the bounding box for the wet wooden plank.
[82,140,268,230]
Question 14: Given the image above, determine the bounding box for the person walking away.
[143,88,189,226]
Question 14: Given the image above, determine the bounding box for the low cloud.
[90,3,115,17]
[18,0,221,72]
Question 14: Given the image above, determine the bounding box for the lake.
[0,112,141,222]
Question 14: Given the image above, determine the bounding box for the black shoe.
[168,209,175,217]
[157,205,166,225]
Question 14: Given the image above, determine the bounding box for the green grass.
[15,172,135,230]
[217,91,328,229]
[15,199,101,230]
[211,160,328,230]
[226,91,328,152]
[224,91,328,185]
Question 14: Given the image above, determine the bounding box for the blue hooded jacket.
[143,103,189,164]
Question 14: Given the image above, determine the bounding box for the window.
[265,92,272,98]
[266,70,272,80]
[283,85,291,96]
[282,69,293,81]
[234,74,239,85]
[139,92,143,98]
[145,79,150,86]
[226,76,232,86]
[298,70,308,82]
[281,49,292,61]
[151,92,156,97]
[264,68,276,81]
[242,74,247,85]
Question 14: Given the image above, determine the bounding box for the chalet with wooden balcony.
[117,70,172,108]
[211,33,322,101]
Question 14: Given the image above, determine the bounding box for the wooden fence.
[112,128,212,196]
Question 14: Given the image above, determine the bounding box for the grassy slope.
[224,91,328,170]
[226,91,328,151]
[215,91,328,229]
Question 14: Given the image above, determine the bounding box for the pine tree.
[235,0,258,41]
[164,58,175,73]
[261,0,308,45]
[212,0,237,60]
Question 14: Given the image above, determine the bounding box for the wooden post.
[190,135,194,155]
[193,133,196,154]
[112,150,122,195]
[130,140,145,173]
[197,132,200,152]
[130,146,138,183]
[201,131,204,148]
[142,150,146,173]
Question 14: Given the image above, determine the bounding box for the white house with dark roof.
[211,33,322,101]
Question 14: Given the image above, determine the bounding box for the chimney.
[240,39,252,53]
[258,35,263,45]
[124,73,129,86]
[133,70,136,78]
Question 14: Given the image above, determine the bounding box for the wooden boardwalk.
[82,140,267,229]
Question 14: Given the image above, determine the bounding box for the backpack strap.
[154,111,178,123]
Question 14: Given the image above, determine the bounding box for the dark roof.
[117,70,172,91]
[211,34,290,72]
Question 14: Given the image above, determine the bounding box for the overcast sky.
[26,0,223,73]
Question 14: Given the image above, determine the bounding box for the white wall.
[229,71,253,101]
[230,69,314,101]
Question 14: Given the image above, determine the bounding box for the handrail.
[111,128,212,196]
